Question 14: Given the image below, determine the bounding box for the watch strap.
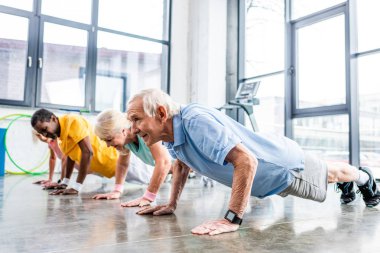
[224,210,243,225]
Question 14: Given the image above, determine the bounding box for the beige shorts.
[278,152,328,202]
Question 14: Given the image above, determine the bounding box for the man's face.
[127,98,165,146]
[33,117,59,140]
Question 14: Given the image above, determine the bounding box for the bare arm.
[121,144,171,207]
[47,155,75,193]
[146,142,171,194]
[76,136,93,184]
[50,137,92,195]
[167,160,191,208]
[114,151,130,184]
[136,159,190,215]
[33,147,56,185]
[191,143,257,236]
[60,155,67,180]
[48,147,56,181]
[65,155,76,180]
[225,144,257,217]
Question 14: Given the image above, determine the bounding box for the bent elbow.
[250,155,258,171]
[82,149,93,159]
[163,159,172,170]
[245,155,258,179]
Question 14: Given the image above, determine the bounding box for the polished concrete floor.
[1,174,380,253]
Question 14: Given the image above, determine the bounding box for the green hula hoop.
[3,114,49,175]
[1,114,36,175]
[0,114,32,121]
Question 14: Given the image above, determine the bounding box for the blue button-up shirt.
[163,103,305,198]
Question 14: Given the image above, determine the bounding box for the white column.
[170,0,227,107]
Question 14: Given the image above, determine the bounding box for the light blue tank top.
[124,135,155,166]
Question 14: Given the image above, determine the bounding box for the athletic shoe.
[357,167,380,207]
[337,182,356,204]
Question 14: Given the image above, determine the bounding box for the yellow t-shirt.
[58,114,118,178]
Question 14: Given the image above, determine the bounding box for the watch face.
[226,211,235,220]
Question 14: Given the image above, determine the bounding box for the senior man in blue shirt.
[127,88,380,236]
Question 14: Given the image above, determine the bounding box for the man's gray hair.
[128,88,180,118]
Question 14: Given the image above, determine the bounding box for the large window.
[291,0,345,20]
[293,115,349,162]
[245,74,284,134]
[295,14,346,109]
[244,0,284,77]
[0,0,33,11]
[96,32,166,111]
[356,0,380,53]
[357,52,380,178]
[95,75,125,112]
[240,0,380,177]
[0,0,170,111]
[98,0,168,40]
[241,0,285,134]
[356,0,380,177]
[39,23,88,107]
[41,0,92,24]
[96,32,165,99]
[0,13,29,102]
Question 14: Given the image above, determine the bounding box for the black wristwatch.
[224,210,243,225]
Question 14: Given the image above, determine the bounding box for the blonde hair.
[128,88,180,118]
[94,109,130,140]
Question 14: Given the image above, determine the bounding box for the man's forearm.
[76,151,92,184]
[65,157,75,179]
[48,158,56,181]
[76,136,93,185]
[169,160,190,208]
[229,157,257,217]
[48,149,56,180]
[60,156,67,180]
[225,144,258,218]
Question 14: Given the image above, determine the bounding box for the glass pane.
[356,0,380,53]
[41,0,92,24]
[297,15,346,108]
[0,14,28,101]
[95,75,125,112]
[358,53,380,178]
[40,23,88,107]
[244,0,284,77]
[0,0,33,11]
[293,115,349,163]
[96,31,164,102]
[244,74,284,135]
[291,0,345,20]
[98,0,167,40]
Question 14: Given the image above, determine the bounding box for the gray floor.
[1,175,380,253]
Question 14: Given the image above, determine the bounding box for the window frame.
[0,0,172,112]
[0,4,37,107]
